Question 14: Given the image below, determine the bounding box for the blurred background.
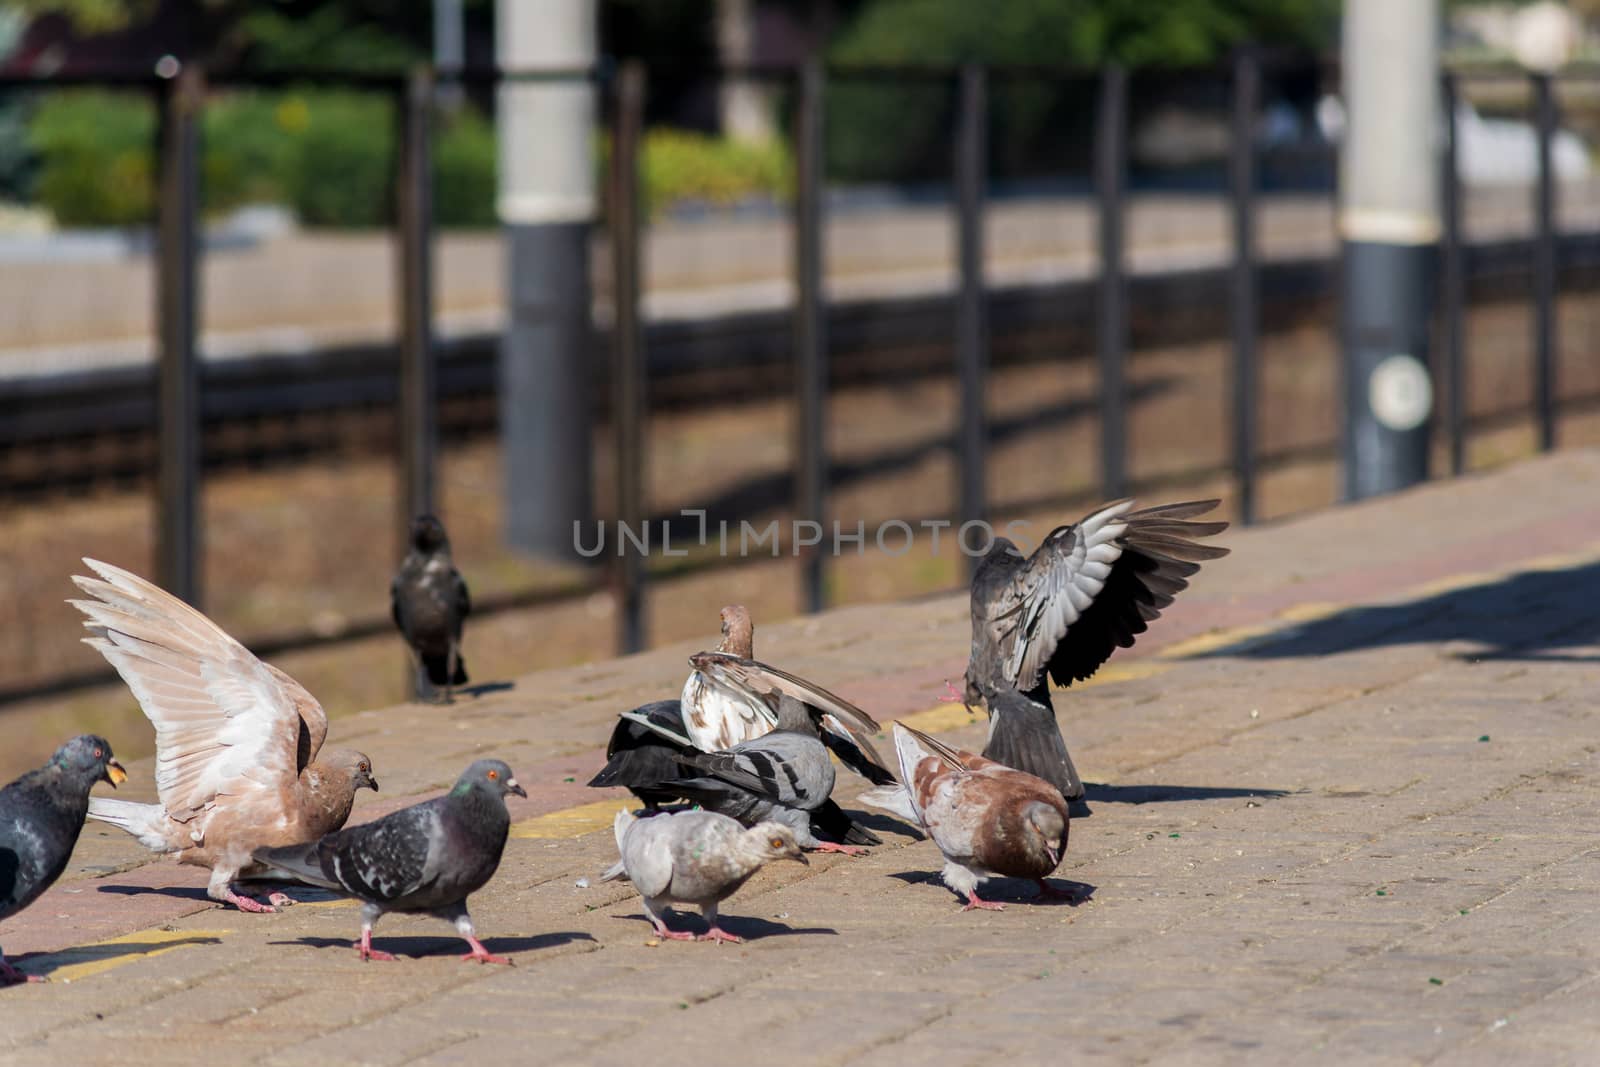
[2,0,1598,775]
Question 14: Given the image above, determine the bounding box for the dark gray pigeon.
[253,758,524,963]
[600,808,807,942]
[657,694,869,856]
[963,499,1229,810]
[1,735,126,984]
[391,514,471,704]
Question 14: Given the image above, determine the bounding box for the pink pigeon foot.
[459,935,513,965]
[943,679,964,702]
[0,958,44,985]
[962,891,1006,912]
[1035,879,1076,902]
[355,930,398,962]
[698,926,744,944]
[266,892,296,908]
[222,888,276,913]
[810,841,868,856]
[652,922,696,942]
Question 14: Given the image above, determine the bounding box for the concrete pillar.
[1339,0,1442,500]
[496,0,597,560]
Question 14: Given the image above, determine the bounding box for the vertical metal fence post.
[397,67,437,546]
[794,60,828,612]
[955,63,988,573]
[1096,65,1129,501]
[1532,72,1558,452]
[155,65,204,606]
[1230,54,1259,525]
[1440,72,1466,476]
[611,61,647,654]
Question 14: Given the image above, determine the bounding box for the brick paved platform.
[3,450,1599,1065]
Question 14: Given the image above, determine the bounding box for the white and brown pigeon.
[601,808,808,943]
[391,514,472,704]
[255,759,524,963]
[1,735,126,984]
[862,722,1069,911]
[962,499,1229,806]
[68,559,379,913]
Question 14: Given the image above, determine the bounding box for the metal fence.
[0,54,1588,674]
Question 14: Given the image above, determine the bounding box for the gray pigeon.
[658,694,869,856]
[963,499,1229,809]
[253,758,524,963]
[391,514,471,704]
[601,808,807,943]
[1,735,126,984]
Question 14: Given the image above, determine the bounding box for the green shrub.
[28,90,155,227]
[640,129,791,217]
[434,106,498,228]
[203,92,300,212]
[286,91,395,228]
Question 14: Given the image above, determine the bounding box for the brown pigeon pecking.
[861,722,1070,911]
[68,559,379,913]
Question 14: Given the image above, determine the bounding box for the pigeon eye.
[360,763,369,773]
[93,748,103,758]
[487,769,499,780]
[769,837,784,849]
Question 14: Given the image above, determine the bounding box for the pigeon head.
[716,605,754,657]
[985,536,1026,563]
[326,749,379,793]
[409,514,450,553]
[742,822,808,867]
[1019,799,1068,871]
[452,759,527,801]
[52,734,126,790]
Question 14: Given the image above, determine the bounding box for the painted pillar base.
[1341,240,1437,501]
[499,219,594,561]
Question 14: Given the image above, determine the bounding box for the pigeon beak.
[365,774,380,792]
[507,778,527,799]
[792,852,810,867]
[1045,843,1060,868]
[103,759,127,788]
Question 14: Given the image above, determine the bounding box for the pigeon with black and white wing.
[392,514,472,704]
[1,735,126,984]
[963,499,1229,805]
[254,759,524,963]
[601,808,807,943]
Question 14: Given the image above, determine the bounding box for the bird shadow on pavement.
[460,681,515,698]
[1193,562,1600,664]
[616,911,836,940]
[888,871,1096,906]
[1082,784,1295,806]
[16,935,224,978]
[93,883,346,906]
[275,931,595,960]
[846,809,924,841]
[95,882,211,903]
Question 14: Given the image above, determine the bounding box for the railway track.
[2,230,1597,499]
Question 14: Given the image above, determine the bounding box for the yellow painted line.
[34,928,230,983]
[511,798,626,839]
[1157,621,1282,660]
[1275,600,1344,624]
[1408,570,1499,599]
[900,701,983,733]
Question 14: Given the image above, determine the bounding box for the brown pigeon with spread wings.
[68,559,378,912]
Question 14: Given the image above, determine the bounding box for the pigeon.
[680,605,762,750]
[861,722,1068,911]
[600,808,807,943]
[653,693,871,856]
[391,514,472,704]
[254,759,525,963]
[962,499,1229,806]
[1,735,126,984]
[68,559,381,913]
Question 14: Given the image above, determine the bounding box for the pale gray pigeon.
[392,514,471,704]
[254,758,524,963]
[963,499,1229,806]
[601,807,807,943]
[862,723,1070,911]
[657,694,870,855]
[1,735,126,984]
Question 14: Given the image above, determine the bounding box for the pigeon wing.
[69,559,321,825]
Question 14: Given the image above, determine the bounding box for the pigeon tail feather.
[857,784,918,823]
[981,692,1084,800]
[86,798,174,853]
